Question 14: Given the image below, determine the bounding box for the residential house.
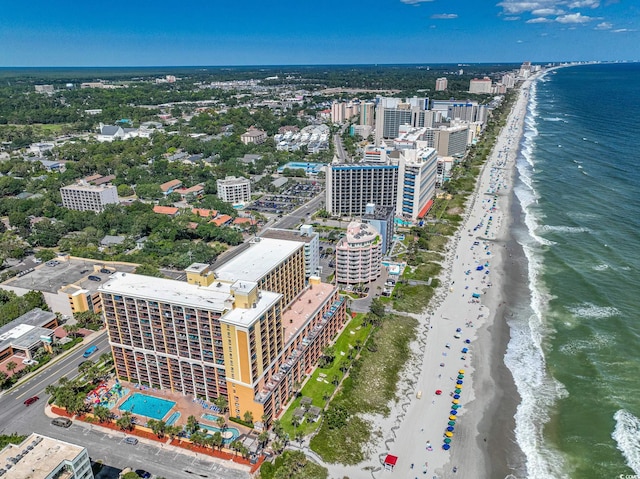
[152,205,180,217]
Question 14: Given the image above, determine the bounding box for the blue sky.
[0,0,637,66]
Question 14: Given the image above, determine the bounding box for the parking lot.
[249,182,323,215]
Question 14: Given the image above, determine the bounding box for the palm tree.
[148,419,167,437]
[272,419,284,439]
[216,415,226,431]
[272,438,284,454]
[258,430,269,448]
[116,411,134,431]
[93,405,112,423]
[99,353,113,366]
[5,361,17,375]
[211,431,223,450]
[167,425,182,441]
[295,430,304,445]
[214,396,228,414]
[243,411,254,425]
[185,415,199,435]
[190,431,206,448]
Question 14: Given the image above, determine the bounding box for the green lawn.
[279,314,371,437]
[310,314,417,464]
[392,281,439,313]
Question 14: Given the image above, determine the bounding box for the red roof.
[159,179,182,192]
[153,205,179,216]
[233,217,256,225]
[192,208,216,218]
[209,214,233,226]
[417,199,434,219]
[384,454,398,466]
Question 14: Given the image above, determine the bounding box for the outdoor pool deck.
[199,424,240,444]
[119,393,176,421]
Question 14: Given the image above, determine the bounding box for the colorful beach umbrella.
[450,410,458,415]
[443,444,451,450]
[447,426,454,432]
[435,389,442,395]
[458,370,465,374]
[449,415,457,420]
[445,431,453,437]
[448,421,456,426]
[454,388,461,393]
[457,374,464,379]
[452,399,460,404]
[456,380,463,385]
[452,404,461,409]
[453,394,460,399]
[444,438,452,444]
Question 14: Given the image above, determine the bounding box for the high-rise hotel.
[100,237,346,425]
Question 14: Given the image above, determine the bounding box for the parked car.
[135,470,151,478]
[124,437,138,445]
[24,396,39,406]
[88,275,101,281]
[99,268,112,274]
[83,345,98,358]
[51,417,72,428]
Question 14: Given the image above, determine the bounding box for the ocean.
[506,63,640,479]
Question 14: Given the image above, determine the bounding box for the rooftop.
[214,237,304,284]
[60,182,115,192]
[0,308,56,352]
[0,433,85,479]
[282,282,335,346]
[261,227,317,244]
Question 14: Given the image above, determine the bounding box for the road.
[268,192,325,230]
[0,333,248,479]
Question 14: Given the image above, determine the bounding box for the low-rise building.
[240,127,267,145]
[60,182,119,213]
[0,308,57,363]
[0,433,94,479]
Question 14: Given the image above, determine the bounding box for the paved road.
[0,333,248,479]
[269,193,325,230]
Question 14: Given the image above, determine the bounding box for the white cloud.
[556,12,593,23]
[532,7,564,15]
[498,1,544,14]
[612,28,636,32]
[594,21,612,29]
[431,13,458,19]
[568,0,599,8]
[527,16,552,22]
[400,0,434,4]
[504,16,521,20]
[516,39,525,42]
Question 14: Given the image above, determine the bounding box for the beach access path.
[319,74,539,479]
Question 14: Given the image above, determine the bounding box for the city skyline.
[1,0,638,66]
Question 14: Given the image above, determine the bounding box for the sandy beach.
[322,74,540,479]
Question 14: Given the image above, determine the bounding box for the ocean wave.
[543,117,568,123]
[558,334,613,354]
[567,303,620,320]
[538,225,590,234]
[592,263,610,271]
[612,410,640,474]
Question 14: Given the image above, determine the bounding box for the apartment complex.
[469,77,492,94]
[336,221,382,284]
[362,203,395,255]
[102,237,345,423]
[374,96,438,144]
[0,433,94,479]
[261,225,320,278]
[240,127,267,145]
[435,77,448,91]
[217,176,251,205]
[396,147,438,221]
[326,162,399,217]
[60,182,119,212]
[360,102,375,127]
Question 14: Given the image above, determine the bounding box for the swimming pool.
[118,393,175,420]
[166,411,181,426]
[199,424,240,444]
[201,413,221,422]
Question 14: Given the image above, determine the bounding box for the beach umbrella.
[446,426,454,432]
[453,394,460,399]
[457,374,464,379]
[462,348,469,353]
[456,328,462,332]
[448,421,456,426]
[435,390,442,395]
[452,404,461,409]
[450,410,458,415]
[445,431,453,437]
[452,399,460,404]
[465,339,471,344]
[458,370,465,374]
[443,444,451,450]
[449,415,457,420]
[454,388,461,393]
[456,380,463,385]
[444,438,452,444]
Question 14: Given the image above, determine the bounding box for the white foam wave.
[543,117,568,123]
[538,225,590,234]
[612,410,640,474]
[558,334,612,354]
[567,303,620,320]
[506,77,569,479]
[592,263,609,271]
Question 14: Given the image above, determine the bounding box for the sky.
[0,0,638,66]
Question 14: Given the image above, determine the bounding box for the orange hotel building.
[100,237,346,426]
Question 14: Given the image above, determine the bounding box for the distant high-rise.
[435,77,448,91]
[360,102,375,127]
[396,147,438,221]
[374,96,430,144]
[469,77,492,94]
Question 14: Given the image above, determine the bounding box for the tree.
[214,395,228,414]
[216,415,226,431]
[5,361,17,375]
[93,405,112,423]
[117,184,134,197]
[243,410,254,425]
[185,415,199,435]
[258,430,269,448]
[63,324,80,338]
[211,431,223,450]
[35,249,56,262]
[295,430,304,445]
[272,419,284,439]
[325,404,349,429]
[116,411,134,431]
[148,419,167,437]
[369,297,385,319]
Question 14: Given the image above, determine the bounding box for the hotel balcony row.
[255,297,345,404]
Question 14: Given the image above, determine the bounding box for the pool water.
[166,411,181,426]
[199,424,240,444]
[201,413,221,422]
[118,393,175,420]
